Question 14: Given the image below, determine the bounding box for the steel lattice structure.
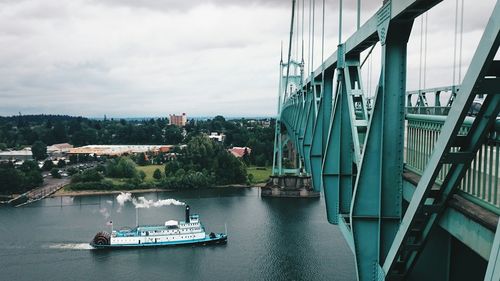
[272,0,500,280]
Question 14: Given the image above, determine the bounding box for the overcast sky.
[0,0,496,118]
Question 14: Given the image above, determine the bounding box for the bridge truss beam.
[276,0,500,280]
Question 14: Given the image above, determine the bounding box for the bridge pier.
[261,175,319,198]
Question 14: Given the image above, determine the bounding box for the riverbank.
[52,183,266,197]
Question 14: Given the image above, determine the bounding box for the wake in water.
[46,243,94,250]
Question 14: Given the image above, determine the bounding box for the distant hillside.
[0,114,87,124]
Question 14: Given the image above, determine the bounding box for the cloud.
[0,0,496,117]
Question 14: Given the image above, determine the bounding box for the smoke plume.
[115,192,185,209]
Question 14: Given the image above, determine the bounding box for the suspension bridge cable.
[458,0,464,82]
[357,0,361,30]
[296,0,300,66]
[308,0,312,75]
[284,0,297,97]
[419,16,423,90]
[301,0,305,63]
[311,0,315,74]
[321,0,325,66]
[452,0,459,86]
[339,0,342,44]
[424,12,428,89]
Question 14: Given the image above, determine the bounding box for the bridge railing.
[405,114,500,214]
[405,106,451,116]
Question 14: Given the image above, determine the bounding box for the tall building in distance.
[169,113,187,127]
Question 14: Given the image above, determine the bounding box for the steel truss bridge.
[272,0,500,280]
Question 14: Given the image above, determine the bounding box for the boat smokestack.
[185,205,190,223]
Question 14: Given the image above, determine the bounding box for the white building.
[208,132,225,142]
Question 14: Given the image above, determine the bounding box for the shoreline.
[52,183,266,197]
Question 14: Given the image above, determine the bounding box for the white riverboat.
[90,205,227,248]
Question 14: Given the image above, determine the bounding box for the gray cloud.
[0,0,496,117]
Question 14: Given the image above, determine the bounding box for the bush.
[67,167,78,176]
[42,160,54,171]
[68,181,114,191]
[106,157,138,178]
[153,168,162,180]
[51,168,61,178]
[57,159,66,168]
[71,168,103,183]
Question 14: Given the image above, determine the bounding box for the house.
[47,143,74,158]
[228,147,251,158]
[208,132,226,142]
[0,148,33,162]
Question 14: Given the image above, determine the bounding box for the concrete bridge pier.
[261,175,320,198]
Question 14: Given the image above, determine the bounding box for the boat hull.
[90,234,227,249]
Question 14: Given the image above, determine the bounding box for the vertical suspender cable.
[452,0,459,86]
[284,0,297,97]
[308,0,312,76]
[357,0,361,30]
[296,0,300,67]
[423,12,428,89]
[339,0,342,44]
[321,0,325,65]
[300,0,305,85]
[419,16,423,90]
[311,0,315,75]
[458,0,464,82]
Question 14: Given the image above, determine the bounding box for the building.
[169,113,187,127]
[0,148,33,162]
[47,143,73,158]
[68,145,173,157]
[228,147,251,158]
[208,132,226,143]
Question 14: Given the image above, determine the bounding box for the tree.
[72,168,103,183]
[57,159,66,168]
[42,160,54,171]
[0,162,24,194]
[164,125,183,144]
[50,168,61,178]
[153,168,162,180]
[136,153,148,166]
[106,157,138,178]
[31,141,47,161]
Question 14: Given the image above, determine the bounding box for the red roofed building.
[228,147,251,158]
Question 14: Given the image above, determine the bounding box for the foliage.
[71,168,104,183]
[105,157,138,179]
[0,114,274,169]
[67,167,78,176]
[57,159,66,168]
[136,153,148,166]
[42,160,54,171]
[0,161,42,194]
[31,141,47,161]
[50,168,61,178]
[161,135,247,189]
[153,168,162,180]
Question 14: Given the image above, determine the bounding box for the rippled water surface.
[0,188,355,281]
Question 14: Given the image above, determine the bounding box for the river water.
[0,188,355,281]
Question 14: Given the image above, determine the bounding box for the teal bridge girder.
[272,0,500,280]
